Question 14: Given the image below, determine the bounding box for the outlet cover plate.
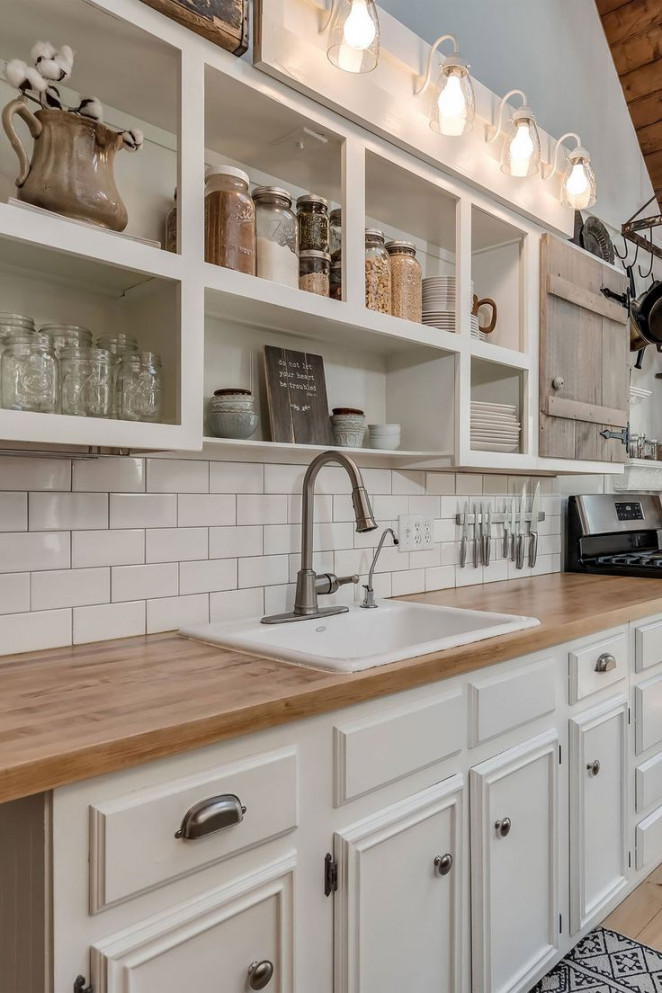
[398,515,435,552]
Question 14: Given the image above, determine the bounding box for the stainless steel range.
[567,493,662,577]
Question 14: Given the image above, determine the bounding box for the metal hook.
[614,234,630,262]
[639,230,655,280]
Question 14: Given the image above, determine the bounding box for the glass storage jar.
[0,314,35,404]
[60,345,112,418]
[644,438,658,460]
[330,261,343,301]
[41,324,92,358]
[97,333,139,418]
[252,186,298,288]
[330,208,342,262]
[164,188,177,253]
[299,250,331,296]
[365,229,391,314]
[386,240,422,323]
[297,194,329,253]
[1,331,58,413]
[205,166,256,274]
[116,351,163,422]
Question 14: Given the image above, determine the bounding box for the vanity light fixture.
[414,34,475,137]
[325,0,380,74]
[487,89,541,178]
[543,132,597,209]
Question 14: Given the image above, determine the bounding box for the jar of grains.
[299,250,331,296]
[116,351,163,422]
[252,186,298,288]
[205,166,256,274]
[386,241,422,322]
[164,188,177,253]
[60,345,112,418]
[1,331,58,413]
[330,208,342,262]
[330,261,343,301]
[297,194,329,253]
[365,229,391,313]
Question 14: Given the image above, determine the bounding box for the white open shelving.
[0,0,618,474]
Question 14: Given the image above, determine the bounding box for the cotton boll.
[76,97,103,122]
[5,59,30,90]
[54,45,74,80]
[24,66,48,93]
[120,128,144,151]
[40,84,62,110]
[31,41,56,67]
[35,57,64,81]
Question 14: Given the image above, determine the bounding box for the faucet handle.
[315,573,359,596]
[337,574,360,587]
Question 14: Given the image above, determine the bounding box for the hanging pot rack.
[619,195,662,264]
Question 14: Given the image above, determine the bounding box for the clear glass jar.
[1,331,58,413]
[365,229,391,314]
[205,166,256,274]
[645,438,658,460]
[252,186,298,288]
[60,345,112,418]
[164,188,177,253]
[40,324,92,358]
[330,261,342,301]
[386,240,422,322]
[297,194,329,253]
[97,333,139,418]
[330,208,342,263]
[299,250,331,296]
[116,351,163,422]
[0,314,35,405]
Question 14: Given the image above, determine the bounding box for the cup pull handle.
[595,653,616,672]
[1,97,42,187]
[174,793,246,840]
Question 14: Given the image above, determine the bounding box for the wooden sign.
[264,346,334,446]
[139,0,249,55]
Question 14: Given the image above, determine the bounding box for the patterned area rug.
[530,927,662,991]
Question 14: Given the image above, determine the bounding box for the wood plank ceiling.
[596,0,662,208]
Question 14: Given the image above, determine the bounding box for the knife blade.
[516,483,527,569]
[502,502,510,558]
[473,502,480,567]
[529,482,541,568]
[484,504,492,566]
[459,501,469,568]
[510,498,517,561]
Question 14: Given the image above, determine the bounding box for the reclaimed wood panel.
[139,0,248,54]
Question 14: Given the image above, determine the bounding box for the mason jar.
[330,208,342,262]
[97,333,139,418]
[386,240,422,322]
[252,186,298,288]
[299,250,331,296]
[41,324,93,358]
[205,166,256,274]
[365,229,391,314]
[164,188,177,253]
[0,314,35,405]
[330,261,343,301]
[297,194,329,253]
[116,351,163,422]
[60,345,112,418]
[1,331,58,413]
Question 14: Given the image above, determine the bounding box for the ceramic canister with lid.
[205,165,256,274]
[209,389,259,439]
[330,407,366,448]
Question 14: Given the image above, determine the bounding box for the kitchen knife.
[459,501,469,568]
[484,504,492,566]
[529,482,541,568]
[510,498,517,561]
[516,484,527,569]
[473,502,480,567]
[502,502,510,558]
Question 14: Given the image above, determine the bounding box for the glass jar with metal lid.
[116,350,163,422]
[365,229,391,314]
[205,165,256,274]
[330,260,342,301]
[330,208,342,262]
[297,194,330,253]
[1,330,58,413]
[252,186,298,288]
[40,324,92,358]
[60,345,112,418]
[97,333,138,418]
[0,314,35,404]
[386,240,422,323]
[299,250,331,296]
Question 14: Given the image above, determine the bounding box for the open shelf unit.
[0,0,616,474]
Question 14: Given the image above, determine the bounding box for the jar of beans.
[299,250,331,296]
[386,240,422,323]
[330,208,342,262]
[365,229,391,314]
[297,194,329,253]
[205,166,256,274]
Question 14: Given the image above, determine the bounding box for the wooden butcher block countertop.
[2,573,662,804]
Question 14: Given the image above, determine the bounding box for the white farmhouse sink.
[180,599,539,674]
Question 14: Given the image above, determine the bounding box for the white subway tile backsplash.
[0,531,69,573]
[179,558,237,595]
[0,455,70,491]
[408,496,441,516]
[391,569,426,596]
[0,608,71,654]
[0,574,30,615]
[392,471,425,495]
[146,527,208,563]
[239,494,287,526]
[239,554,289,589]
[209,526,263,559]
[456,474,483,495]
[264,583,295,616]
[288,493,333,524]
[211,462,263,494]
[147,594,209,634]
[32,568,110,610]
[425,566,455,591]
[178,494,235,527]
[110,493,177,529]
[0,493,27,531]
[72,529,145,568]
[210,587,264,623]
[426,473,455,495]
[147,458,209,494]
[113,563,178,603]
[373,496,409,520]
[73,601,145,644]
[29,492,108,531]
[73,457,145,493]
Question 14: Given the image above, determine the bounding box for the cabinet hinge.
[559,913,562,934]
[74,978,92,993]
[324,852,338,896]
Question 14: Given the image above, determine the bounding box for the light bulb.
[509,122,535,178]
[343,0,376,50]
[565,162,589,198]
[437,73,467,137]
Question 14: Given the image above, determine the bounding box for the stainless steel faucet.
[261,451,378,624]
[361,528,399,608]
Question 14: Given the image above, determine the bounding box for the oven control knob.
[595,653,617,673]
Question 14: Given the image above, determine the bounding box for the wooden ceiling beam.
[628,89,662,130]
[638,119,662,155]
[620,58,662,104]
[608,27,662,75]
[595,0,632,15]
[600,0,662,47]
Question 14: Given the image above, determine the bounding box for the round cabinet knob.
[552,377,565,391]
[434,853,453,876]
[587,759,601,777]
[495,817,512,838]
[248,960,274,990]
[595,653,617,673]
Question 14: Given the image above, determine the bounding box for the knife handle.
[473,533,479,567]
[484,535,491,567]
[510,534,516,562]
[502,529,509,558]
[529,532,538,568]
[460,536,467,568]
[516,533,525,569]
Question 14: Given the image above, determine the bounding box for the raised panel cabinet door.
[90,855,295,993]
[539,234,628,462]
[569,697,628,935]
[333,775,463,993]
[470,730,559,993]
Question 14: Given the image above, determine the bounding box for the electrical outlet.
[398,515,435,552]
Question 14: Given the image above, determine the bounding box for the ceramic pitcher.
[2,98,129,231]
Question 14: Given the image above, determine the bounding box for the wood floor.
[602,864,662,949]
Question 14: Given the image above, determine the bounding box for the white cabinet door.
[90,855,295,993]
[569,697,628,934]
[333,775,463,993]
[470,730,559,993]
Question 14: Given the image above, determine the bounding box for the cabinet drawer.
[334,690,463,805]
[636,805,662,871]
[636,752,662,813]
[568,631,627,704]
[89,748,297,912]
[635,618,662,672]
[469,657,556,745]
[635,676,662,755]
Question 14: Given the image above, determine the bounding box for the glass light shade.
[430,64,475,137]
[561,150,597,209]
[501,117,541,178]
[327,0,380,74]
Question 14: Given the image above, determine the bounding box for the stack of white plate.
[470,315,487,342]
[471,401,520,453]
[422,277,474,332]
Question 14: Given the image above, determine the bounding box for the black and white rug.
[530,927,662,991]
